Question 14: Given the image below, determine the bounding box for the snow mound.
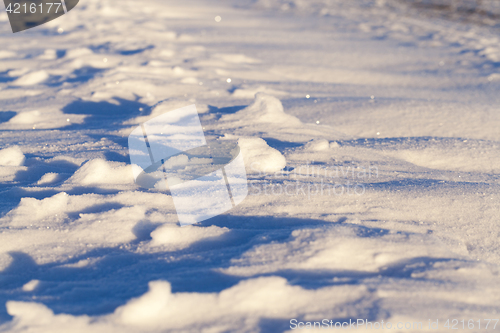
[3,277,367,332]
[1,191,169,228]
[6,302,56,326]
[0,146,25,166]
[231,85,287,99]
[8,111,44,125]
[66,159,134,186]
[5,301,108,333]
[71,206,145,244]
[213,53,261,64]
[149,100,208,117]
[150,224,229,249]
[0,193,147,266]
[5,192,71,225]
[223,225,457,276]
[116,280,172,327]
[387,145,500,173]
[221,93,301,126]
[65,47,93,59]
[22,280,40,292]
[38,49,57,60]
[5,109,84,130]
[124,99,209,126]
[302,139,330,151]
[0,50,16,59]
[113,277,366,330]
[37,173,62,185]
[11,70,49,86]
[238,137,286,173]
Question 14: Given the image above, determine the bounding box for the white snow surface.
[0,0,500,332]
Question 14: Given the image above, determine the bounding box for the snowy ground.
[0,0,500,332]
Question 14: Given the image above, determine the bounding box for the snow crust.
[66,159,134,186]
[222,93,302,126]
[238,137,287,173]
[0,0,499,331]
[149,224,230,249]
[4,277,367,332]
[0,147,25,167]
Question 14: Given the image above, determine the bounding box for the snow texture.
[0,0,500,331]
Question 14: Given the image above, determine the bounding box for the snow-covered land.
[0,0,499,331]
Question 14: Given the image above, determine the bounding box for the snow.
[221,93,302,126]
[36,172,61,185]
[21,280,39,292]
[238,137,287,173]
[0,0,500,331]
[66,159,134,186]
[149,224,230,249]
[0,147,24,167]
[222,224,457,275]
[11,71,49,86]
[302,139,330,152]
[3,277,368,332]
